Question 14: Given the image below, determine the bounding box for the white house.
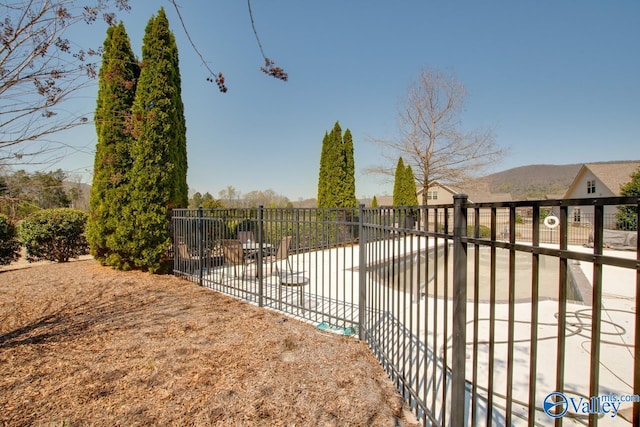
[563,161,640,225]
[417,181,512,205]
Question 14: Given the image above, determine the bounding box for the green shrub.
[20,208,89,263]
[435,223,491,237]
[469,224,492,238]
[0,213,21,265]
[235,218,257,236]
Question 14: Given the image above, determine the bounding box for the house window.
[587,180,596,194]
[573,208,581,222]
[427,191,438,200]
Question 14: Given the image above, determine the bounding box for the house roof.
[565,161,640,197]
[447,181,512,203]
[400,179,513,204]
[373,195,393,206]
[418,181,459,197]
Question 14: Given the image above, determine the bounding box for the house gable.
[565,161,640,199]
[421,182,459,204]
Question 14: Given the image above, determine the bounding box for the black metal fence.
[172,196,639,426]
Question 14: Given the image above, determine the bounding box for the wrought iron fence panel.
[172,197,639,426]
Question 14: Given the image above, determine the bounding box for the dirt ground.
[0,259,414,426]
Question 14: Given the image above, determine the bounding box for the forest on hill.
[477,163,583,199]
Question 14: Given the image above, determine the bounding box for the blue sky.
[45,1,640,201]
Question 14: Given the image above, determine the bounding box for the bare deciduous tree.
[218,185,241,208]
[1,0,285,166]
[0,0,131,165]
[369,68,506,204]
[243,189,290,208]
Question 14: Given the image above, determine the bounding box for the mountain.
[474,163,583,199]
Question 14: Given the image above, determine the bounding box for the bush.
[469,225,492,238]
[436,223,491,237]
[0,213,21,265]
[20,208,89,262]
[616,206,637,231]
[235,218,257,237]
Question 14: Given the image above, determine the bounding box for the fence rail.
[172,196,639,426]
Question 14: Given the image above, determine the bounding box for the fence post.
[257,205,264,307]
[358,204,367,341]
[451,194,468,427]
[197,206,203,286]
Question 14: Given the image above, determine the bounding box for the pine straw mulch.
[0,259,415,426]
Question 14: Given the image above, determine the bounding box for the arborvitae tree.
[405,164,419,206]
[392,158,419,228]
[86,22,139,265]
[392,158,419,207]
[319,123,343,208]
[122,8,188,272]
[339,128,358,208]
[317,131,331,208]
[371,195,379,207]
[317,121,357,208]
[616,167,640,231]
[392,157,406,206]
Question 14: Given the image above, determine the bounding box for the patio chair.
[237,230,258,261]
[176,241,198,273]
[261,236,310,311]
[221,239,253,279]
[261,235,293,279]
[176,241,221,275]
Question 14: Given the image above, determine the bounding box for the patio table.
[241,242,273,253]
[241,242,273,277]
[279,273,310,309]
[241,242,273,261]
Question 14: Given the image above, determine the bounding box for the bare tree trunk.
[366,67,506,200]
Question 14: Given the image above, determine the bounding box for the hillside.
[476,163,583,199]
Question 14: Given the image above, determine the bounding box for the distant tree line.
[0,169,88,220]
[187,188,292,209]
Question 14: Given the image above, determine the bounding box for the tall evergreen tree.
[339,129,358,208]
[87,23,139,264]
[404,164,419,206]
[392,158,418,206]
[392,157,406,206]
[122,8,188,272]
[317,131,331,208]
[317,121,357,208]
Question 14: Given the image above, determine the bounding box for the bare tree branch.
[168,0,227,92]
[367,67,507,204]
[0,0,129,166]
[247,0,287,82]
[1,0,287,166]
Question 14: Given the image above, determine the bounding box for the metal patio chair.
[221,239,253,280]
[261,235,293,279]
